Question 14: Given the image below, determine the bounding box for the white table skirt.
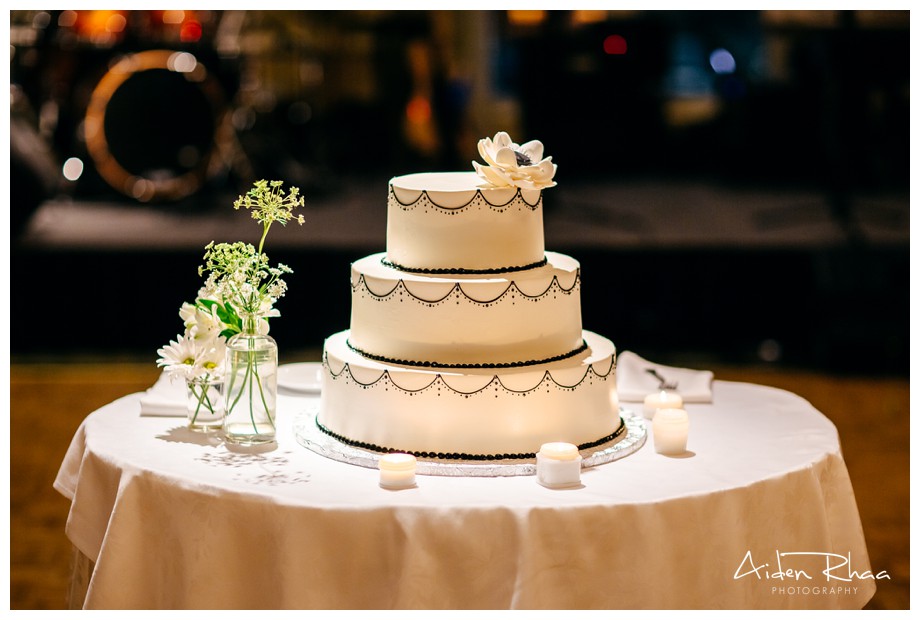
[54,380,875,609]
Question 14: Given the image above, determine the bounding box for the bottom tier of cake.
[317,330,622,459]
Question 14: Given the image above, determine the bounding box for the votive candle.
[652,408,690,455]
[379,453,417,489]
[643,390,683,419]
[536,442,582,488]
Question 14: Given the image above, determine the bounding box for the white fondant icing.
[348,252,584,367]
[316,159,624,462]
[318,330,619,457]
[386,172,545,272]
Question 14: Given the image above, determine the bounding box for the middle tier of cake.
[348,252,585,368]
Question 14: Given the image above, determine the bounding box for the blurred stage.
[9,9,909,376]
[12,177,908,376]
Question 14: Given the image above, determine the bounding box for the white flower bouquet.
[157,180,304,432]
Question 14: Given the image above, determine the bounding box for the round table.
[54,378,876,609]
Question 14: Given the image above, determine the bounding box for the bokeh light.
[709,48,736,74]
[105,12,126,34]
[603,34,628,55]
[168,52,197,74]
[162,10,184,25]
[62,157,84,181]
[57,10,77,28]
[180,20,202,43]
[406,95,432,124]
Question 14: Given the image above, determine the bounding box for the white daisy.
[197,337,226,378]
[156,334,205,379]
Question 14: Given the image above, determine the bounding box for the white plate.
[278,362,324,394]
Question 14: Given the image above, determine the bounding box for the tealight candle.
[643,390,683,419]
[378,453,417,489]
[652,408,690,455]
[536,442,582,488]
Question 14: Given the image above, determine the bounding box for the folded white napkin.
[616,351,714,403]
[139,371,188,417]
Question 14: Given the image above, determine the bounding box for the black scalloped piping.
[352,269,580,306]
[380,256,548,275]
[314,416,627,461]
[346,339,589,369]
[324,349,615,395]
[389,184,542,212]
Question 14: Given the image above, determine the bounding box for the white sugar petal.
[479,164,513,187]
[477,139,498,167]
[493,131,512,148]
[536,159,557,181]
[494,147,518,167]
[519,139,544,163]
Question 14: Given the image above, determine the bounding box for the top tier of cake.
[386,172,545,273]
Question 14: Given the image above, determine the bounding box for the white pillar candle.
[652,408,690,455]
[643,390,683,419]
[379,453,417,489]
[536,442,582,488]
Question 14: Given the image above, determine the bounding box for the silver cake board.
[293,406,647,477]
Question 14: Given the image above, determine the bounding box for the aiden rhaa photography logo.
[734,549,890,597]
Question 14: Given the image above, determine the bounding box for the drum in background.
[84,49,227,202]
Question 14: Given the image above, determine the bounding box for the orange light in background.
[404,94,438,156]
[105,12,126,33]
[572,10,607,26]
[180,20,202,42]
[80,10,110,36]
[77,10,117,36]
[603,34,627,55]
[162,10,185,24]
[406,95,432,124]
[508,11,546,26]
[72,10,127,44]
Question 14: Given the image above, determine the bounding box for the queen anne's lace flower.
[234,179,305,228]
[472,131,557,190]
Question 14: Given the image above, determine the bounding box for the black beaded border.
[314,416,628,461]
[345,339,589,370]
[380,256,548,275]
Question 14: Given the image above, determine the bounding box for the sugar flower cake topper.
[472,131,557,190]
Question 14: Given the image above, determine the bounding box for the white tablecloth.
[54,380,875,609]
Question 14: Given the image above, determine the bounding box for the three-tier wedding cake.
[316,133,624,461]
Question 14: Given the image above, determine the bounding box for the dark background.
[9,10,909,376]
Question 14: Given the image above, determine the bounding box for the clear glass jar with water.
[223,315,278,445]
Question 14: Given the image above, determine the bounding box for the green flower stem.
[254,368,273,425]
[189,380,218,424]
[247,347,258,433]
[226,333,273,436]
[257,221,271,255]
[226,357,250,417]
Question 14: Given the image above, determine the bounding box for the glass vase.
[223,315,278,445]
[185,375,225,432]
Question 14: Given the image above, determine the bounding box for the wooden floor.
[9,360,909,610]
